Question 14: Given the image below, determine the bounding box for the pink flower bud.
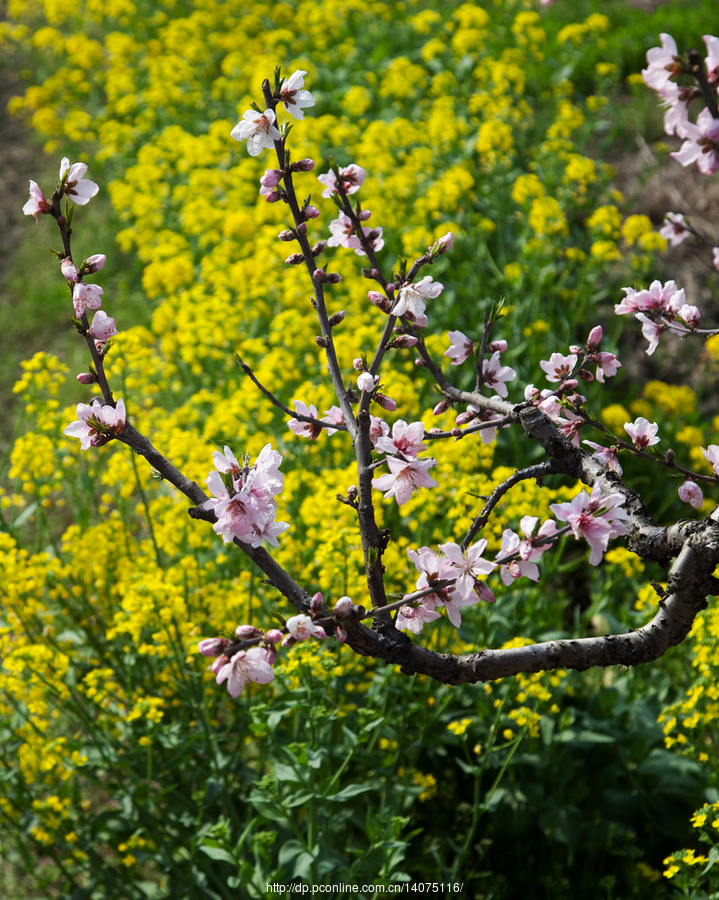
[260,169,283,189]
[265,629,283,644]
[329,310,346,326]
[335,625,348,643]
[235,624,263,639]
[368,291,391,313]
[569,345,583,355]
[76,372,96,385]
[310,592,324,614]
[285,253,304,265]
[313,268,328,283]
[578,368,594,382]
[87,310,117,341]
[327,273,342,284]
[414,358,426,367]
[455,411,475,425]
[61,258,78,282]
[294,158,315,172]
[452,428,462,436]
[587,326,603,350]
[333,596,354,618]
[386,282,396,292]
[429,427,443,434]
[278,229,296,241]
[265,190,282,203]
[297,222,307,236]
[265,645,278,665]
[392,335,418,348]
[198,637,230,657]
[487,340,507,354]
[359,209,372,221]
[431,232,454,255]
[362,268,381,280]
[281,633,296,649]
[209,654,229,674]
[312,625,328,640]
[352,358,364,371]
[304,205,320,218]
[433,400,450,415]
[315,336,328,347]
[563,379,579,390]
[347,485,357,501]
[375,392,396,411]
[83,254,107,273]
[678,479,703,509]
[357,372,377,393]
[312,241,327,256]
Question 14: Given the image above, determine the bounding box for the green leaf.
[198,844,236,865]
[325,783,374,802]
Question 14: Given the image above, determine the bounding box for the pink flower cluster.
[642,34,719,174]
[495,517,558,586]
[397,543,495,634]
[372,420,438,505]
[201,444,289,547]
[318,164,365,198]
[615,280,700,354]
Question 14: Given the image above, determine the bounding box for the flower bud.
[452,428,462,436]
[359,209,372,221]
[428,427,443,434]
[313,268,327,283]
[278,229,296,241]
[329,310,346,326]
[347,485,357,501]
[335,625,348,643]
[83,254,107,274]
[433,400,450,415]
[665,448,675,463]
[260,169,283,189]
[265,190,282,203]
[76,372,97,385]
[312,625,328,640]
[375,392,396,411]
[333,596,354,618]
[294,158,315,172]
[455,411,474,426]
[265,645,278,665]
[562,378,579,390]
[198,637,230,657]
[304,205,320,218]
[587,325,603,349]
[297,221,307,236]
[488,340,507,354]
[361,268,380,280]
[285,253,304,265]
[352,358,364,371]
[315,335,328,347]
[210,654,229,674]
[357,372,377,393]
[391,335,418,349]
[569,345,583,355]
[60,258,78,282]
[327,272,342,284]
[281,633,296,649]
[235,624,263,639]
[578,368,594,382]
[265,629,283,644]
[312,241,327,256]
[432,231,454,255]
[368,291,391,313]
[414,358,426,367]
[386,282,396,292]
[310,592,324,614]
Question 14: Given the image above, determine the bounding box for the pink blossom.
[87,310,117,341]
[405,546,487,629]
[549,481,629,566]
[702,444,719,475]
[516,516,559,561]
[660,213,690,245]
[375,392,396,411]
[482,351,516,398]
[624,417,660,450]
[64,398,126,450]
[215,647,275,698]
[260,169,283,198]
[22,180,52,221]
[59,158,99,206]
[678,480,703,509]
[495,530,540,585]
[642,33,680,92]
[393,276,444,328]
[634,313,663,355]
[328,212,355,248]
[396,601,441,634]
[540,352,577,383]
[375,420,426,459]
[583,441,623,475]
[278,70,315,120]
[286,614,327,641]
[445,330,474,365]
[372,456,438,505]
[592,351,621,383]
[658,82,696,139]
[671,108,719,176]
[287,400,322,439]
[369,415,390,446]
[713,247,719,270]
[321,406,344,435]
[438,540,496,602]
[333,596,354,618]
[73,282,104,317]
[317,164,365,198]
[231,109,281,156]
